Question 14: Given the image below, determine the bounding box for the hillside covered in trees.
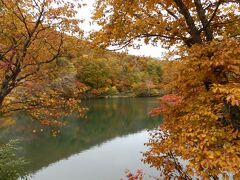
[0,0,163,128]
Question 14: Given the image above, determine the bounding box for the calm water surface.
[0,98,162,180]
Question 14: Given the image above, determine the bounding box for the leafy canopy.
[92,0,240,48]
[92,0,240,178]
[0,0,86,125]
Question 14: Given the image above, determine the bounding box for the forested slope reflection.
[0,98,162,174]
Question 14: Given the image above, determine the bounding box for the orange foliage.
[93,0,240,178]
[144,40,240,178]
[0,0,86,125]
[125,169,143,180]
[149,94,183,116]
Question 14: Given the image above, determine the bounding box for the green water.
[0,98,162,180]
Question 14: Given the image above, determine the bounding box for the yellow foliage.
[144,39,240,178]
[92,1,240,177]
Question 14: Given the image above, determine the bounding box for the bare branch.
[173,0,202,44]
[194,0,214,41]
[201,0,223,33]
[158,2,179,20]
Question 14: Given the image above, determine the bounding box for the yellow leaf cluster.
[144,39,240,178]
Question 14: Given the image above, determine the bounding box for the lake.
[0,98,162,180]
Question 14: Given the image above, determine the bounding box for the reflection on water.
[0,98,162,180]
[32,131,160,180]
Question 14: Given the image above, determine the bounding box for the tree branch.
[201,0,223,33]
[173,0,202,44]
[158,2,179,20]
[194,0,214,41]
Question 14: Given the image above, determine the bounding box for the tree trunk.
[0,65,21,108]
[204,69,240,130]
[0,87,11,107]
[0,75,14,107]
[225,103,240,130]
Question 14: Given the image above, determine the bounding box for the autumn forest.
[0,0,240,179]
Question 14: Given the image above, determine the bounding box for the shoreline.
[80,94,161,100]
